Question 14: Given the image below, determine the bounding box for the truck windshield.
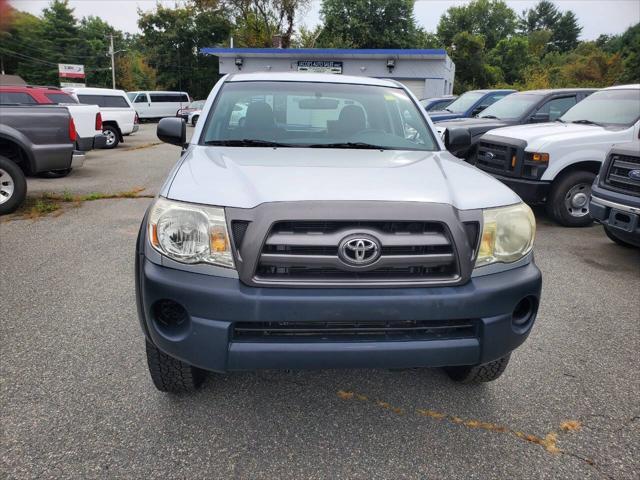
[560,89,640,126]
[441,91,484,113]
[478,93,541,120]
[201,81,438,151]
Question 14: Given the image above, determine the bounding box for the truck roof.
[225,72,405,88]
[62,87,127,96]
[602,84,640,90]
[518,88,597,95]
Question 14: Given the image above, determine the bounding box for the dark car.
[437,89,596,159]
[419,95,457,112]
[590,141,640,247]
[428,89,516,122]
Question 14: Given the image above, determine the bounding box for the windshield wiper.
[204,139,295,147]
[443,108,454,113]
[479,115,500,119]
[570,119,602,127]
[308,142,388,150]
[555,118,565,123]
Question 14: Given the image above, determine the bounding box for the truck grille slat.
[254,221,460,285]
[233,319,478,342]
[604,154,640,195]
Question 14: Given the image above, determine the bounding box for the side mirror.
[157,117,186,146]
[472,104,488,116]
[445,127,471,153]
[529,112,550,123]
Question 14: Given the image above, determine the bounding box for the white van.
[127,91,190,119]
[63,87,138,149]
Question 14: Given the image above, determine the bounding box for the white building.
[201,48,455,99]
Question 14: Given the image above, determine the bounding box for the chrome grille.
[254,221,460,285]
[604,154,640,195]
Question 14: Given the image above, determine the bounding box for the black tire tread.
[145,340,204,393]
[0,155,27,215]
[445,354,511,383]
[546,170,595,227]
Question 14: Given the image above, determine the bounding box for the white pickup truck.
[470,85,640,227]
[63,87,139,149]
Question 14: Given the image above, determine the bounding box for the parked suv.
[428,89,515,122]
[470,85,640,227]
[63,87,139,149]
[590,141,640,247]
[419,95,457,112]
[436,89,595,159]
[136,73,541,393]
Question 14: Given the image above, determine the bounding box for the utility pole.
[109,34,115,89]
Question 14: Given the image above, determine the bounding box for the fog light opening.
[512,296,537,330]
[152,299,190,336]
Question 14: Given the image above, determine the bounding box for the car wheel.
[0,155,27,215]
[191,115,199,126]
[603,226,636,248]
[102,125,120,149]
[38,168,73,179]
[546,170,596,227]
[145,340,205,393]
[444,354,511,383]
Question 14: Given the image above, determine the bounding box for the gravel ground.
[1,124,638,479]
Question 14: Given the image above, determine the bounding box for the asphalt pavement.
[1,124,639,479]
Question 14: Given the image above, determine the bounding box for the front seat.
[329,105,367,138]
[242,102,278,139]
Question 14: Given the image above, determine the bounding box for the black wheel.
[0,155,27,215]
[191,115,199,126]
[546,170,596,227]
[444,354,511,383]
[38,168,73,179]
[145,340,205,393]
[603,226,636,248]
[102,125,120,149]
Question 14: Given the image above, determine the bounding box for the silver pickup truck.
[0,105,84,214]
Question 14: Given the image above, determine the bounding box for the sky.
[8,0,640,40]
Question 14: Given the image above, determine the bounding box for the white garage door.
[397,80,425,99]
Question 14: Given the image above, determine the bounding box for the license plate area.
[608,208,639,232]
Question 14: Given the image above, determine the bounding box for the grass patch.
[3,187,153,221]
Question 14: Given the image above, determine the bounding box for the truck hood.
[487,122,620,150]
[435,117,512,137]
[166,146,520,210]
[428,111,465,121]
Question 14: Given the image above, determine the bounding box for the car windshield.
[126,92,137,101]
[478,93,541,120]
[441,91,484,113]
[201,81,438,151]
[560,89,640,126]
[189,100,205,109]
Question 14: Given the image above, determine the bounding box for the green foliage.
[597,24,640,83]
[518,1,582,53]
[449,32,500,92]
[317,0,427,49]
[488,37,532,84]
[437,0,517,50]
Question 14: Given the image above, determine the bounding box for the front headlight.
[148,197,234,268]
[475,203,536,268]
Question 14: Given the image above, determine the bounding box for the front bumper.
[71,150,85,168]
[590,192,640,246]
[491,174,550,204]
[136,255,542,373]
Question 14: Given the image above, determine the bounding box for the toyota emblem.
[338,234,381,267]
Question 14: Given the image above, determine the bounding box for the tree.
[488,36,531,84]
[518,1,581,53]
[597,23,640,83]
[316,0,426,49]
[137,3,231,99]
[437,0,517,51]
[225,0,310,48]
[449,31,501,91]
[116,53,157,91]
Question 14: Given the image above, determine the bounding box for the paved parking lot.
[1,124,639,479]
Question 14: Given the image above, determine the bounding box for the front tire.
[444,354,511,383]
[145,340,205,393]
[0,155,27,215]
[102,125,120,149]
[546,170,596,227]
